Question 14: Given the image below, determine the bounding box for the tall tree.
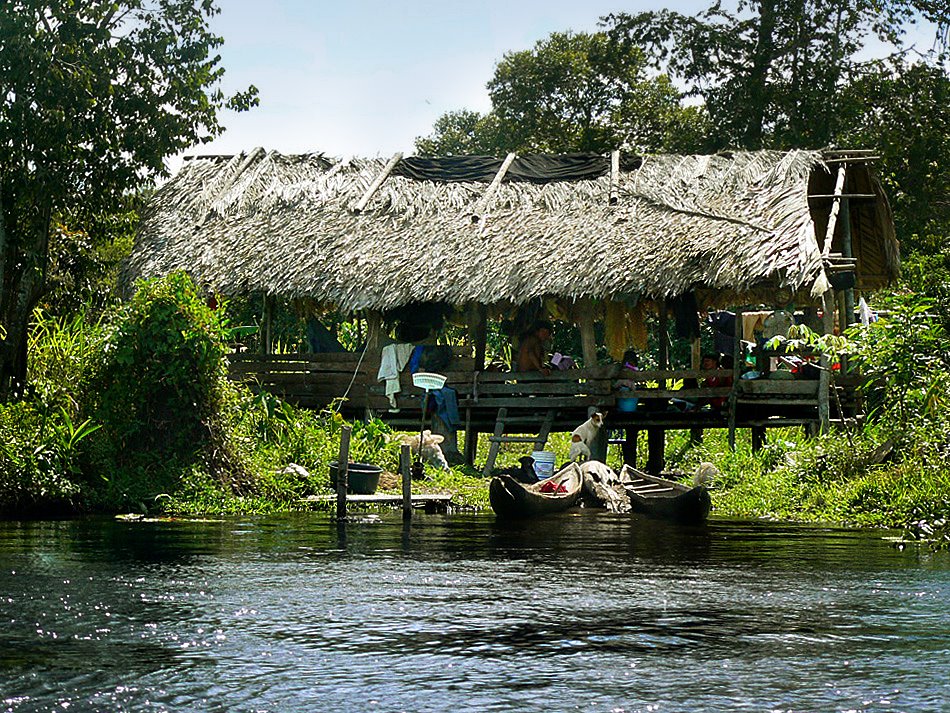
[606,1,948,150]
[0,1,257,397]
[416,31,707,156]
[839,59,950,254]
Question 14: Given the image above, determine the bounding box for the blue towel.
[431,387,460,429]
[408,345,424,373]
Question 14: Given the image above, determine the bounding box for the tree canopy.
[0,0,256,395]
[605,1,948,150]
[416,31,707,156]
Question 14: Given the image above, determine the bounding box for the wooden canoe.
[619,465,711,524]
[489,463,584,518]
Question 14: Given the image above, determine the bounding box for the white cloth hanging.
[377,343,414,408]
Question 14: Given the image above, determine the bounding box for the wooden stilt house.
[127,148,899,473]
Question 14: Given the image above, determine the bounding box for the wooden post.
[647,427,665,475]
[261,293,275,355]
[657,300,669,370]
[365,310,382,354]
[400,444,412,521]
[818,291,834,433]
[335,425,351,521]
[751,426,766,452]
[473,303,488,372]
[464,304,487,467]
[841,195,855,328]
[622,428,638,468]
[728,307,742,450]
[577,298,598,368]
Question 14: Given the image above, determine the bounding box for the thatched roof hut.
[127,148,898,311]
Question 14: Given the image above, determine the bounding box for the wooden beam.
[471,152,516,223]
[351,152,403,214]
[822,164,848,258]
[609,149,621,205]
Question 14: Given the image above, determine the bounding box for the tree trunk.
[745,0,777,148]
[0,198,52,399]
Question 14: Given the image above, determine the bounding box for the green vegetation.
[0,1,257,396]
[0,3,947,553]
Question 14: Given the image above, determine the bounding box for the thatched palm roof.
[127,149,898,311]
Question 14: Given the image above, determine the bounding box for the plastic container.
[530,450,557,481]
[328,461,383,494]
[617,396,639,413]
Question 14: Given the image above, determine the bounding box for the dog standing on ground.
[397,430,451,471]
[568,412,605,461]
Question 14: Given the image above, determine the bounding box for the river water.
[1,512,948,712]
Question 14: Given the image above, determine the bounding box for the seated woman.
[516,320,553,375]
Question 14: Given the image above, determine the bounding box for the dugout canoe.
[619,465,711,524]
[489,463,584,518]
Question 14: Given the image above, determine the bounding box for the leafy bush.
[83,272,249,510]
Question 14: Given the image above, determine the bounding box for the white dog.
[397,430,451,471]
[568,412,605,461]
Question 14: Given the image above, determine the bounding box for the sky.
[176,0,939,170]
[174,0,708,168]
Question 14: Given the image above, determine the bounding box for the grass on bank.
[1,273,947,549]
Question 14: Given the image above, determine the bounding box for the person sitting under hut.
[517,320,553,375]
[701,353,733,410]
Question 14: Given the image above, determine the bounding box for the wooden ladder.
[481,407,557,477]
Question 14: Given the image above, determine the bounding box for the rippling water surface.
[1,512,948,712]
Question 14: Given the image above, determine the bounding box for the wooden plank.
[483,407,507,477]
[627,387,732,399]
[736,380,819,396]
[301,494,453,505]
[470,381,613,395]
[461,396,606,409]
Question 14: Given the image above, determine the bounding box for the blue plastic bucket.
[617,397,639,413]
[531,450,556,480]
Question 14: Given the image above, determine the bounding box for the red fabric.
[540,481,568,494]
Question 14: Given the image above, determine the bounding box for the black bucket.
[328,461,382,495]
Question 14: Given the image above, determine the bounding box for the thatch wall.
[127,149,899,311]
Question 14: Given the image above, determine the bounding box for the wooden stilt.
[728,307,742,450]
[400,444,412,521]
[819,292,835,434]
[647,427,665,475]
[622,428,638,467]
[335,425,351,521]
